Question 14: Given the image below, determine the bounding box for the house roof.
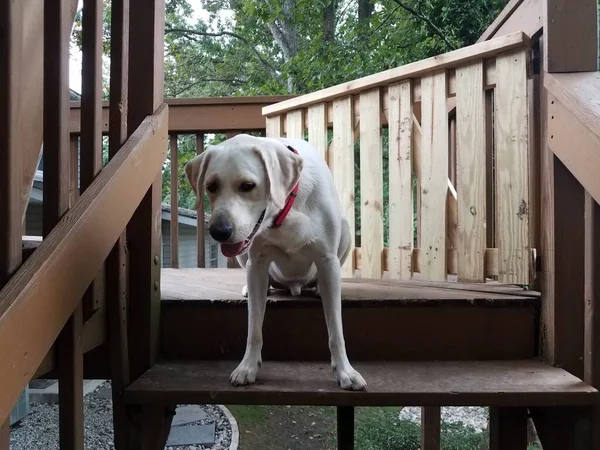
[161,202,210,226]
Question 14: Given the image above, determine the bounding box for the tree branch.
[164,28,283,83]
[390,0,457,50]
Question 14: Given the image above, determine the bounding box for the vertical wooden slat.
[359,88,384,279]
[331,97,356,278]
[70,135,79,206]
[266,115,282,138]
[286,110,304,139]
[584,193,600,387]
[420,71,448,281]
[170,134,179,268]
[45,0,83,447]
[494,49,529,285]
[489,407,528,449]
[81,0,105,319]
[420,407,441,450]
[456,60,486,282]
[196,133,206,268]
[0,0,24,438]
[308,103,328,160]
[336,406,354,450]
[388,81,413,280]
[107,0,131,446]
[126,0,165,382]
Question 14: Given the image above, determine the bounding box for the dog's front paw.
[334,365,367,391]
[230,360,260,386]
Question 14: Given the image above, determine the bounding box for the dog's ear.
[184,150,212,210]
[253,144,303,208]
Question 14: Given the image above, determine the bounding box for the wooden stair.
[125,359,598,407]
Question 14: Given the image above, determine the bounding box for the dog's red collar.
[269,145,299,229]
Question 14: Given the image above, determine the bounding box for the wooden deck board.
[161,269,539,306]
[125,360,598,407]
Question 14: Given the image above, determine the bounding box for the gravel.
[9,382,233,450]
[398,406,489,432]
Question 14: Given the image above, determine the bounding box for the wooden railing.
[263,31,533,285]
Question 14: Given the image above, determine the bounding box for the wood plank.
[0,105,168,426]
[494,49,529,285]
[421,407,441,450]
[286,110,304,139]
[265,115,282,138]
[388,81,413,280]
[531,406,595,450]
[336,407,354,450]
[478,0,543,43]
[307,103,328,161]
[584,194,600,389]
[359,88,384,279]
[107,0,131,445]
[196,134,206,268]
[456,60,486,282]
[544,0,598,72]
[263,33,529,116]
[125,360,597,407]
[419,71,448,281]
[70,135,79,206]
[489,407,528,449]
[80,0,105,321]
[331,97,356,278]
[170,134,179,268]
[126,0,165,384]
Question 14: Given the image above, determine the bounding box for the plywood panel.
[495,49,529,285]
[331,97,355,278]
[456,61,486,282]
[359,88,384,279]
[308,103,327,160]
[419,72,448,281]
[265,115,282,138]
[286,110,304,139]
[388,81,413,280]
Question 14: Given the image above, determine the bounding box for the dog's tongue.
[221,242,244,258]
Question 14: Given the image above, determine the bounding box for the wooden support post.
[196,133,206,268]
[45,0,83,448]
[81,0,105,321]
[107,0,131,446]
[420,407,441,450]
[0,0,24,440]
[126,0,165,382]
[531,406,594,450]
[170,134,179,268]
[337,406,354,450]
[489,407,528,450]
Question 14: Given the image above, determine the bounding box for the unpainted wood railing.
[263,31,534,285]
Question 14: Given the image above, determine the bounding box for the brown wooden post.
[107,0,131,447]
[80,0,105,320]
[44,0,84,448]
[337,406,354,450]
[170,134,179,268]
[489,407,528,450]
[420,407,441,450]
[196,133,206,268]
[0,0,24,442]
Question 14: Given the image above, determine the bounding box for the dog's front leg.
[316,255,367,391]
[230,257,270,386]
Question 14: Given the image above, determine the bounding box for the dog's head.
[184,134,303,257]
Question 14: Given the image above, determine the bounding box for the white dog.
[185,133,366,391]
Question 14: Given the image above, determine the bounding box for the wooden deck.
[161,268,539,306]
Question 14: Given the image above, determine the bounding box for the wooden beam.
[531,406,595,450]
[263,32,529,117]
[0,105,168,425]
[544,0,598,73]
[420,407,441,450]
[477,0,543,43]
[584,194,600,387]
[489,407,528,449]
[126,0,165,383]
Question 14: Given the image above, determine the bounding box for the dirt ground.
[227,405,338,450]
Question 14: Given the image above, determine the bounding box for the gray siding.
[25,202,43,236]
[161,219,227,268]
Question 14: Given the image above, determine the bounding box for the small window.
[209,242,218,268]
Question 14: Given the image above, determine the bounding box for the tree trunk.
[265,0,299,92]
[324,0,336,43]
[358,0,373,22]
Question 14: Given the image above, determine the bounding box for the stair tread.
[125,360,597,407]
[161,268,539,306]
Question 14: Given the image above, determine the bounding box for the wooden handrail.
[262,31,529,117]
[545,72,600,205]
[0,104,168,424]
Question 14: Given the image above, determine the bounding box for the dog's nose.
[209,220,233,242]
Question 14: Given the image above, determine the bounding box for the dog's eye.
[206,182,218,193]
[240,182,256,193]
